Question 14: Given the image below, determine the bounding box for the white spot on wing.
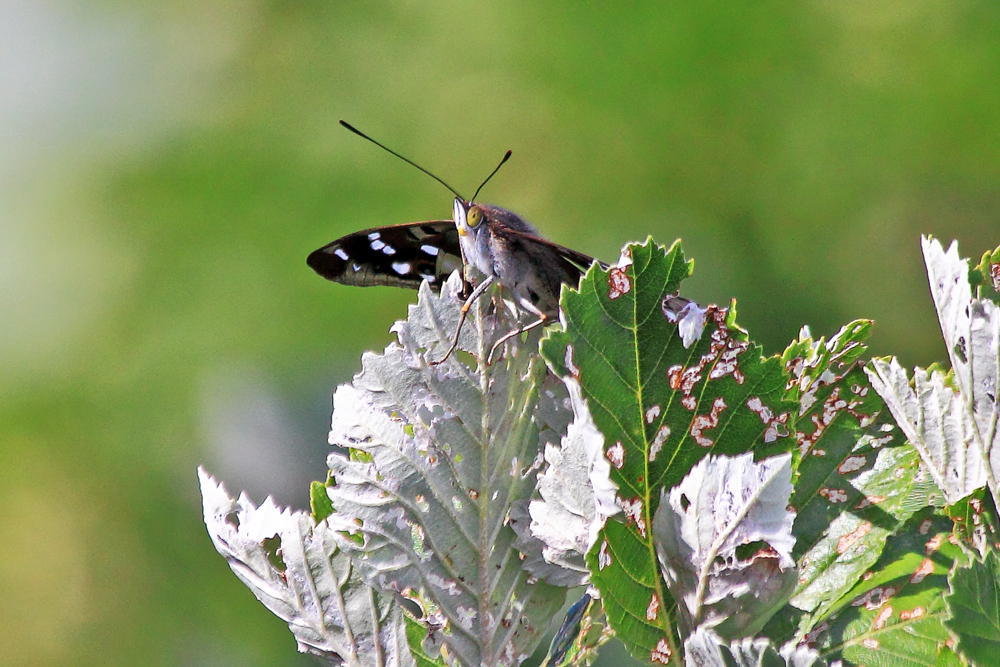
[368,232,380,240]
[371,239,385,251]
[392,262,411,275]
[382,245,396,255]
[421,244,440,256]
[334,248,349,260]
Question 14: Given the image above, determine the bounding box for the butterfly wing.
[307,221,464,290]
[496,226,610,281]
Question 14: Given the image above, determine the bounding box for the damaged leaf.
[541,239,794,662]
[773,322,932,637]
[325,273,567,667]
[683,629,825,667]
[803,509,966,667]
[199,469,412,667]
[511,377,617,588]
[867,236,1000,507]
[654,453,797,641]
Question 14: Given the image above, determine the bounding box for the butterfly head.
[453,196,497,278]
[453,198,487,237]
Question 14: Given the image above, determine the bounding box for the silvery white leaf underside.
[325,273,568,667]
[866,237,1000,504]
[199,469,412,667]
[654,452,797,640]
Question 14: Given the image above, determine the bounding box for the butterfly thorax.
[454,199,580,318]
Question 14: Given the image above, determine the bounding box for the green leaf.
[541,239,795,662]
[946,490,999,555]
[970,244,1000,300]
[310,479,335,523]
[199,469,412,666]
[325,273,568,667]
[776,322,933,634]
[945,549,1000,666]
[405,614,447,667]
[807,509,967,667]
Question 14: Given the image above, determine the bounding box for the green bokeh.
[2,1,998,664]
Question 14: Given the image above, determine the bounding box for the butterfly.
[307,122,608,363]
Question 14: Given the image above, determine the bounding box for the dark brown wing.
[494,225,609,282]
[307,221,464,290]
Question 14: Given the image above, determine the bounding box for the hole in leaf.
[262,535,286,572]
[735,540,769,561]
[679,494,691,511]
[954,337,968,364]
[455,349,477,368]
[339,530,365,546]
[398,595,423,619]
[225,511,240,529]
[350,448,374,464]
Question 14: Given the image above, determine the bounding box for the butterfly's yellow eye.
[467,206,483,228]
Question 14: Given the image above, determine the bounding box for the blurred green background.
[2,1,998,664]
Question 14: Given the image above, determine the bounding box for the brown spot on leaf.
[798,387,867,455]
[873,605,893,630]
[852,585,898,610]
[665,307,749,407]
[646,594,660,621]
[598,539,612,570]
[650,425,670,461]
[619,496,647,537]
[838,455,867,474]
[855,495,886,509]
[667,364,684,390]
[650,639,672,664]
[747,396,790,443]
[645,405,661,424]
[819,487,848,504]
[608,268,631,299]
[802,621,829,646]
[691,396,727,447]
[910,558,934,584]
[564,344,579,378]
[837,521,872,553]
[925,534,944,554]
[606,441,625,469]
[709,334,748,384]
[899,607,925,621]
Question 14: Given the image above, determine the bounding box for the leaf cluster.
[201,236,1000,667]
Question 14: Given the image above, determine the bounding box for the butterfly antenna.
[471,149,512,202]
[340,120,465,200]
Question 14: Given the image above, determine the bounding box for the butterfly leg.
[486,297,550,365]
[429,275,494,366]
